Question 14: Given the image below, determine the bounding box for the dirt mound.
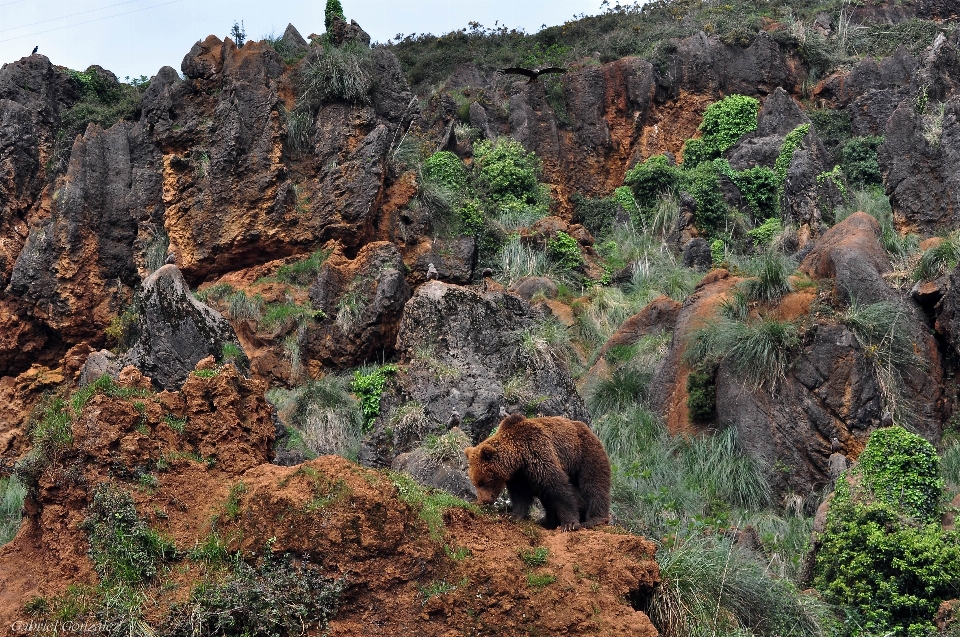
[0,367,660,635]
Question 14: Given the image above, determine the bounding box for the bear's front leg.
[538,470,581,531]
[506,478,534,521]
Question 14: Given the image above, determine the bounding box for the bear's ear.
[499,413,525,431]
[464,446,475,461]
[479,445,495,462]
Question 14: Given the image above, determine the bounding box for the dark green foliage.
[858,427,944,524]
[422,151,467,192]
[473,138,546,206]
[298,42,372,106]
[695,94,760,159]
[351,364,398,431]
[841,136,884,188]
[814,429,958,637]
[679,137,712,169]
[52,70,147,176]
[681,161,728,236]
[166,553,345,636]
[809,109,852,166]
[686,368,716,422]
[723,164,780,220]
[82,483,173,586]
[746,217,782,246]
[623,154,679,208]
[324,0,345,31]
[571,193,622,237]
[589,366,652,413]
[547,231,583,270]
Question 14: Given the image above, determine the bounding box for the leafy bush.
[720,163,780,220]
[814,429,958,636]
[298,42,372,105]
[693,94,760,162]
[775,124,810,185]
[571,193,622,237]
[623,154,679,209]
[82,482,173,586]
[841,136,884,188]
[857,426,945,524]
[473,138,547,207]
[166,553,345,636]
[422,151,467,192]
[746,216,782,246]
[351,364,398,431]
[547,231,582,271]
[324,0,345,30]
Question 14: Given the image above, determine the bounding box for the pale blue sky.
[0,0,626,81]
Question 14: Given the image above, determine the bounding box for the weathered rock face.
[303,241,411,368]
[360,281,589,467]
[9,121,162,342]
[651,214,943,494]
[118,264,243,390]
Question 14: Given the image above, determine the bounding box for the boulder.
[509,276,558,301]
[118,265,243,390]
[391,428,476,499]
[682,238,712,271]
[303,242,411,369]
[360,281,589,467]
[598,296,681,358]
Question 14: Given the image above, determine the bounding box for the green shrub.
[680,161,727,237]
[571,193,621,237]
[547,231,582,271]
[746,217,782,246]
[710,239,725,266]
[422,151,467,192]
[324,0,345,30]
[166,553,345,636]
[518,546,549,567]
[775,124,810,185]
[814,430,958,637]
[351,364,398,432]
[299,42,372,105]
[473,138,546,206]
[809,108,852,166]
[722,163,780,220]
[81,482,174,586]
[841,136,884,188]
[695,94,760,159]
[679,137,712,169]
[623,154,679,209]
[269,375,364,460]
[858,426,945,524]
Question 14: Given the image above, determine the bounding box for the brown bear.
[463,414,611,531]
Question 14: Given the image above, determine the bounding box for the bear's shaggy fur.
[464,414,611,531]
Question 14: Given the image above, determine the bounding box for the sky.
[0,0,621,81]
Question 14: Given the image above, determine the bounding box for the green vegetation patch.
[389,471,479,540]
[81,482,174,586]
[351,364,398,431]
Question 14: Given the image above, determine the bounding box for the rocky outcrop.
[303,242,411,369]
[117,264,243,390]
[361,281,589,467]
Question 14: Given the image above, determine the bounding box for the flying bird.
[31,46,38,55]
[498,66,567,83]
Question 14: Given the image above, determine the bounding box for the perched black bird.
[164,251,177,265]
[449,410,461,428]
[499,66,567,83]
[831,437,842,454]
[31,46,38,55]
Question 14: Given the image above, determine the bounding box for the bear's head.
[464,443,508,505]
